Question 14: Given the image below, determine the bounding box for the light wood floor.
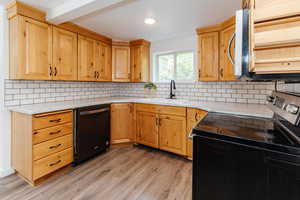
[0,145,192,200]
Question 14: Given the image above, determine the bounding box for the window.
[154,51,195,82]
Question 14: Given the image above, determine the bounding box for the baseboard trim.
[0,168,15,178]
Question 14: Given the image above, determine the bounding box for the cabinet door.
[136,111,158,148]
[186,109,207,159]
[112,46,131,82]
[159,115,187,155]
[220,24,236,81]
[198,32,219,81]
[110,103,133,144]
[96,42,112,82]
[78,36,95,81]
[53,27,78,81]
[265,156,300,200]
[131,46,141,82]
[253,0,300,23]
[14,16,52,80]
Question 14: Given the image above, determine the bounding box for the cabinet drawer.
[254,18,300,48]
[136,104,159,113]
[33,123,72,144]
[33,111,72,130]
[33,148,73,180]
[253,0,300,23]
[33,134,73,161]
[158,105,186,117]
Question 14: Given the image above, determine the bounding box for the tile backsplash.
[119,82,275,104]
[4,80,119,106]
[4,79,300,107]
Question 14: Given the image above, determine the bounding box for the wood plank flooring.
[0,145,192,200]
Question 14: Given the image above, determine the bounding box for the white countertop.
[7,97,274,118]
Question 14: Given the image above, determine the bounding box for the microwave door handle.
[227,33,236,66]
[234,9,245,78]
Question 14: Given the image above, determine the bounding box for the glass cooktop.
[193,112,300,148]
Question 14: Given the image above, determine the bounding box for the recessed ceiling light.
[144,18,156,25]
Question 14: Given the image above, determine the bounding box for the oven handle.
[79,108,110,116]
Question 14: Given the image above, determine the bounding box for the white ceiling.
[1,0,241,42]
[72,0,241,41]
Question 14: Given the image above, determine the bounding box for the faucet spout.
[170,80,176,99]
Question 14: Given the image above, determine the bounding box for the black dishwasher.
[73,104,110,165]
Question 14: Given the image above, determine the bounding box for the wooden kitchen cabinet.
[250,0,300,74]
[52,27,78,81]
[110,103,134,144]
[11,110,73,185]
[136,111,159,148]
[252,0,300,23]
[159,115,187,155]
[197,16,236,82]
[135,104,188,156]
[9,16,52,80]
[198,32,219,81]
[130,39,151,82]
[220,24,236,81]
[78,35,95,81]
[186,108,208,160]
[96,42,112,82]
[112,42,131,82]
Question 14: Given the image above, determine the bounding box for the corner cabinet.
[112,43,131,82]
[110,103,134,144]
[197,17,236,81]
[130,39,151,82]
[9,16,52,80]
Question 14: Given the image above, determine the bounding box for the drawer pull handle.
[49,130,61,135]
[49,160,61,167]
[49,144,62,149]
[49,119,62,123]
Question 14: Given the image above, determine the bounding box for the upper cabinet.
[78,36,112,82]
[78,35,95,81]
[250,0,300,74]
[9,16,52,80]
[130,39,151,82]
[52,27,78,81]
[198,32,219,81]
[112,42,131,82]
[253,0,300,23]
[197,17,236,82]
[7,1,113,82]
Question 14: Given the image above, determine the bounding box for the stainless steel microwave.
[233,9,300,82]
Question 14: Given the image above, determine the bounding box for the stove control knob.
[286,104,299,115]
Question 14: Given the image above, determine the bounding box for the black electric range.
[191,91,300,200]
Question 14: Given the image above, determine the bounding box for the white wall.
[0,6,14,178]
[150,34,197,81]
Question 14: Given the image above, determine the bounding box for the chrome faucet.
[169,80,176,99]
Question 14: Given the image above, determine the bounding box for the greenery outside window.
[154,51,195,82]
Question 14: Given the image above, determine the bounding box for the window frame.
[154,50,196,83]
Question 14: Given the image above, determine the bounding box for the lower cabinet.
[110,103,134,144]
[136,111,159,148]
[186,108,208,159]
[135,104,189,156]
[159,115,187,155]
[11,110,73,186]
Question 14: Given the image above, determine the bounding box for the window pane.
[158,54,174,81]
[176,52,194,81]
